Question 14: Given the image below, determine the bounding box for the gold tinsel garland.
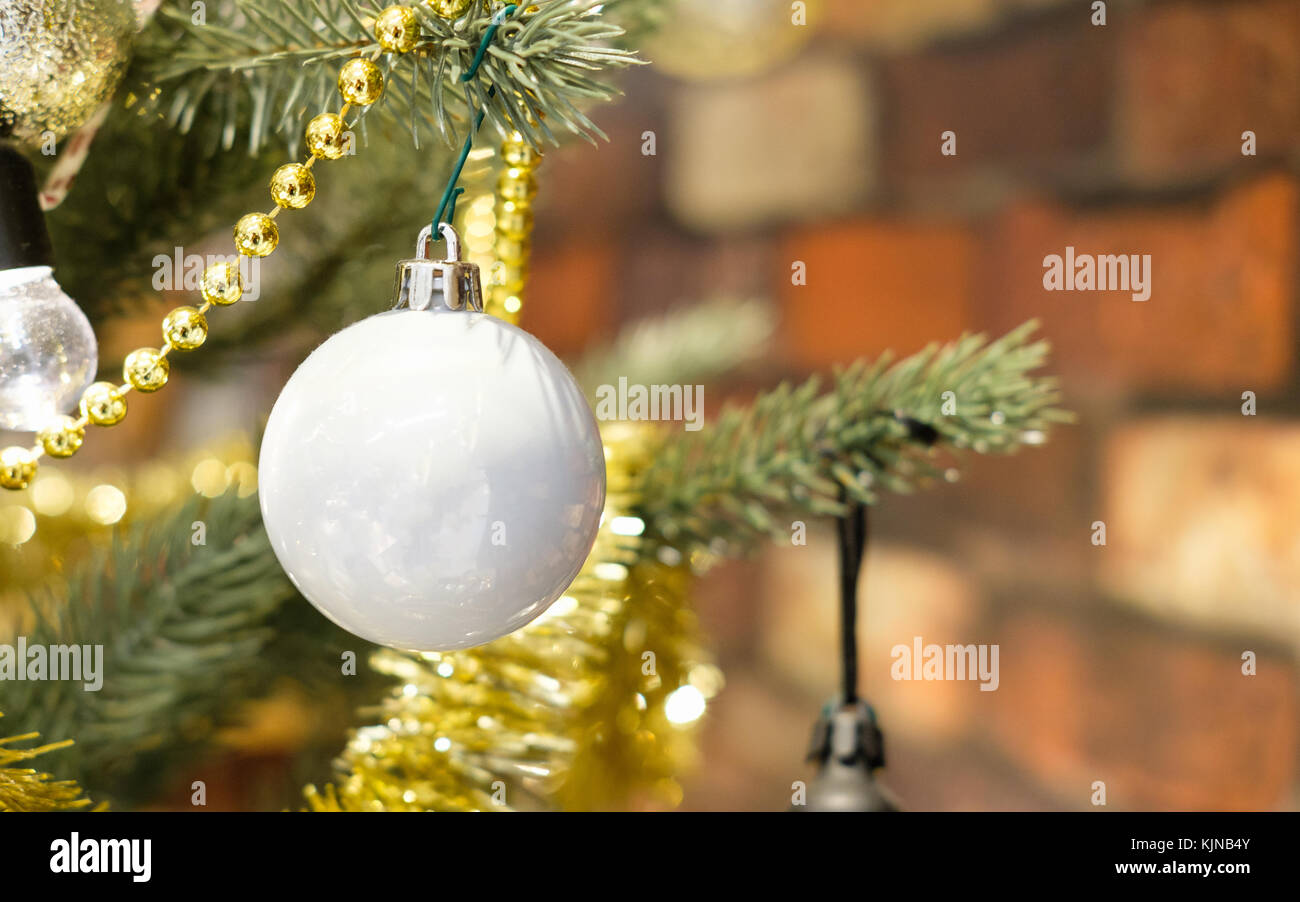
[305,422,720,811]
[0,712,100,812]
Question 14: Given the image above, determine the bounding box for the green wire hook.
[429,3,519,243]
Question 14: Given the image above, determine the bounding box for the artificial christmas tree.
[0,0,1067,813]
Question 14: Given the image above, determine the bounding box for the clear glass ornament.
[0,266,98,431]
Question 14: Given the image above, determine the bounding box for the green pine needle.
[637,320,1074,554]
[131,0,648,156]
[0,493,377,804]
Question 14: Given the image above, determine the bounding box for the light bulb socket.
[805,699,886,770]
[793,700,900,812]
[0,143,53,271]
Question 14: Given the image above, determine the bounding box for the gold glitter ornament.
[123,348,169,393]
[162,307,208,351]
[80,381,125,426]
[426,0,472,19]
[269,163,316,209]
[337,58,384,105]
[305,113,349,160]
[304,424,719,812]
[375,6,421,53]
[234,213,279,257]
[0,446,38,490]
[37,415,84,458]
[0,0,136,146]
[200,261,243,306]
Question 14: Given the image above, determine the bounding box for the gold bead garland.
[337,58,385,106]
[80,382,126,427]
[427,0,473,19]
[0,448,39,492]
[233,212,279,256]
[162,306,208,351]
[200,260,243,306]
[375,5,420,54]
[0,8,425,491]
[37,417,84,459]
[269,163,316,210]
[122,348,169,393]
[305,113,349,160]
[485,132,542,322]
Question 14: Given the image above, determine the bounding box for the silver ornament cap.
[392,223,483,313]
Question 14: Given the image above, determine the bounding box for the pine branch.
[637,321,1073,554]
[0,493,377,804]
[131,0,646,156]
[38,110,284,325]
[571,298,776,398]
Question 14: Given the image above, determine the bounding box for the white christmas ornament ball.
[258,308,606,652]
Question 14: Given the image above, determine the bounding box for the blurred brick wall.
[520,0,1300,811]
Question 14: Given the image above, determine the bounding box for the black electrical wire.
[836,487,867,705]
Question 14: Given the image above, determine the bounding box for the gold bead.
[495,200,533,240]
[80,382,127,426]
[201,260,243,306]
[163,306,208,351]
[270,163,316,209]
[495,276,526,298]
[501,134,540,168]
[38,416,85,458]
[376,6,421,53]
[306,113,348,160]
[497,167,537,204]
[427,0,471,18]
[338,58,384,105]
[0,446,37,490]
[234,212,279,257]
[495,236,529,268]
[123,347,170,392]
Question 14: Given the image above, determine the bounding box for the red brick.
[1086,623,1298,810]
[988,610,1094,793]
[520,240,615,355]
[1100,416,1300,639]
[942,408,1089,537]
[778,219,974,368]
[533,84,663,241]
[990,607,1299,810]
[824,0,1051,51]
[879,15,1116,189]
[666,56,874,231]
[1117,0,1300,182]
[617,231,779,326]
[976,174,1297,394]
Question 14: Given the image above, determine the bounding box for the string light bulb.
[0,145,97,431]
